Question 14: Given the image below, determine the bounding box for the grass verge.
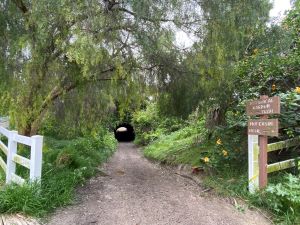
[144,120,207,166]
[0,130,117,217]
[202,170,300,225]
[143,124,300,225]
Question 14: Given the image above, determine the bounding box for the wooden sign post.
[248,119,279,136]
[247,95,280,191]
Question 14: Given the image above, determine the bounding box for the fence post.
[248,135,259,193]
[30,135,43,182]
[6,130,18,184]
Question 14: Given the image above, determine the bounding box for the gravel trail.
[46,142,271,225]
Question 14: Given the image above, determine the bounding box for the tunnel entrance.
[114,123,135,142]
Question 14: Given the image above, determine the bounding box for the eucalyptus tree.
[1,0,200,135]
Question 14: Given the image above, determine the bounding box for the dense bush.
[198,89,300,172]
[265,174,300,223]
[132,103,185,145]
[279,90,300,138]
[0,129,117,217]
[198,128,247,172]
[40,112,113,140]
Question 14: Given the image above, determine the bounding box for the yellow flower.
[253,48,259,54]
[272,84,276,91]
[216,139,222,145]
[295,87,300,94]
[203,157,210,163]
[222,150,228,157]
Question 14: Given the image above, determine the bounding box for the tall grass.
[144,120,207,166]
[0,131,117,217]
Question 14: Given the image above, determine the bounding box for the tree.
[151,0,271,123]
[197,0,271,126]
[1,0,201,135]
[163,0,271,125]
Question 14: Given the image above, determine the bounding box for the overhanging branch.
[38,66,126,116]
[12,0,28,14]
[118,7,174,23]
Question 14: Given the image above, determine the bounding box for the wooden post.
[248,135,259,193]
[247,95,280,192]
[6,130,18,184]
[259,95,268,189]
[30,135,43,182]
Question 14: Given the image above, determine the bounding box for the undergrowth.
[0,129,117,217]
[143,121,300,224]
[144,119,207,166]
[202,171,300,225]
[132,102,186,146]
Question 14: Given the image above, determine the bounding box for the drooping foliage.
[0,0,202,135]
[153,0,271,120]
[0,0,273,133]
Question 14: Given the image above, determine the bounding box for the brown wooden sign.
[247,95,281,190]
[246,96,280,116]
[248,119,279,137]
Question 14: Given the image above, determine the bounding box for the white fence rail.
[0,126,43,185]
[248,135,300,193]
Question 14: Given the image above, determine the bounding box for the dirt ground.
[45,143,271,225]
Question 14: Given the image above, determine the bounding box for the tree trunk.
[206,106,227,129]
[20,123,32,136]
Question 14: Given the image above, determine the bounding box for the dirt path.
[46,143,271,225]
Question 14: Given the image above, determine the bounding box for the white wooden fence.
[248,135,300,193]
[248,135,259,193]
[0,126,43,185]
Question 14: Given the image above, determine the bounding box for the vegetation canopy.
[1,0,300,223]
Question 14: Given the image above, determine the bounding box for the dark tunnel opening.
[114,123,135,142]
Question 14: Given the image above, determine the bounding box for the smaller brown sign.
[248,119,279,137]
[246,96,280,116]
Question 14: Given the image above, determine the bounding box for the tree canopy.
[0,0,272,134]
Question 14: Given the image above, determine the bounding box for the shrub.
[265,174,300,223]
[279,90,300,138]
[133,103,185,145]
[199,128,247,172]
